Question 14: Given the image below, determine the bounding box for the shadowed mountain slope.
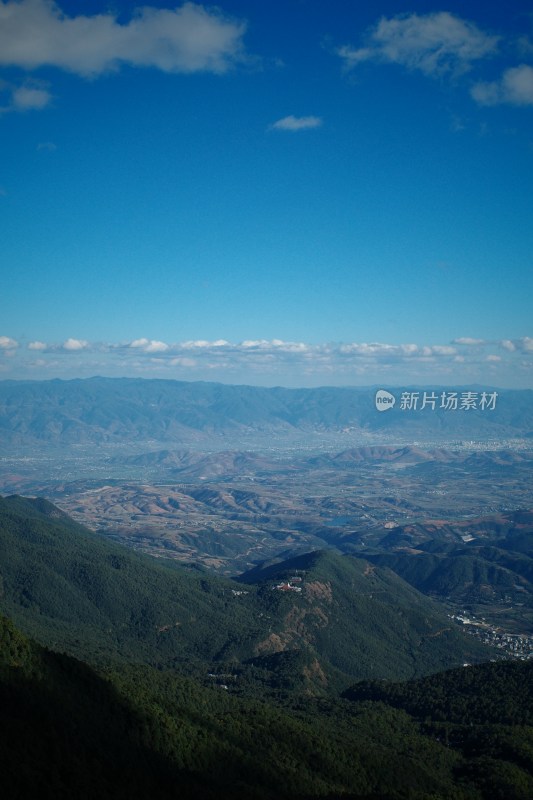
[2,611,533,799]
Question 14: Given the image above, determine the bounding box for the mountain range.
[1,377,532,449]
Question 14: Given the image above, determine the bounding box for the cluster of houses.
[450,612,533,660]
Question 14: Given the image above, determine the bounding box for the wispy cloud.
[452,337,486,345]
[0,0,248,77]
[472,64,533,106]
[27,338,91,352]
[337,12,498,78]
[270,115,323,132]
[1,334,531,384]
[0,77,52,114]
[17,335,533,365]
[12,83,52,110]
[37,141,57,151]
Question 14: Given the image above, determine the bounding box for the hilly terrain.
[364,523,533,642]
[367,539,533,607]
[0,495,489,691]
[2,444,532,577]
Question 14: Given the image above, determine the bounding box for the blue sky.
[1,0,532,387]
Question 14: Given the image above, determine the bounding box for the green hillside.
[367,539,533,607]
[2,612,533,799]
[0,495,488,691]
[2,495,533,798]
[0,494,265,671]
[0,615,209,799]
[0,613,461,799]
[239,550,490,683]
[343,661,533,799]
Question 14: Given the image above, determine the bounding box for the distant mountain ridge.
[1,377,532,448]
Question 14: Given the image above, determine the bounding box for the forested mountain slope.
[2,613,533,799]
[0,495,488,688]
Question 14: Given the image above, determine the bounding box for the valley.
[2,444,533,574]
[3,439,533,641]
[2,381,533,655]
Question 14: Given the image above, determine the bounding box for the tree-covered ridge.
[240,549,490,681]
[0,615,206,799]
[2,612,533,799]
[343,661,533,800]
[0,495,489,689]
[366,537,533,608]
[1,496,533,798]
[343,660,533,726]
[0,494,267,668]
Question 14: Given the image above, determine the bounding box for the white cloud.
[338,12,498,78]
[453,337,485,345]
[241,339,269,348]
[430,345,456,355]
[0,335,18,349]
[500,337,533,352]
[472,64,533,106]
[270,115,323,132]
[144,340,169,353]
[180,339,228,349]
[500,339,516,352]
[338,342,422,357]
[169,357,196,367]
[62,337,88,351]
[0,0,247,77]
[12,84,51,109]
[5,334,533,385]
[129,338,168,352]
